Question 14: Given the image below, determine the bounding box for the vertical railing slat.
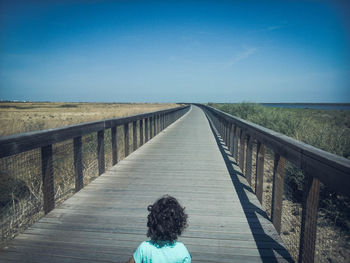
[112,126,118,165]
[41,145,55,214]
[299,174,320,263]
[145,118,149,142]
[239,130,246,171]
[98,130,105,175]
[124,123,129,157]
[140,119,144,146]
[271,153,285,234]
[133,121,137,151]
[150,117,153,139]
[245,134,253,186]
[255,141,264,203]
[74,136,83,192]
[233,125,239,160]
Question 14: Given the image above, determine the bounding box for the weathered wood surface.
[198,105,350,197]
[0,106,293,263]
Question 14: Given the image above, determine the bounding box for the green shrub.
[211,103,350,232]
[211,103,350,158]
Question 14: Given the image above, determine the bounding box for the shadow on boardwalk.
[206,114,294,263]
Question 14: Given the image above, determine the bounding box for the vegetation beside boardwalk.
[210,102,350,262]
[209,102,350,158]
[0,102,179,246]
[0,102,179,137]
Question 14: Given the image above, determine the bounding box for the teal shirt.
[133,241,191,263]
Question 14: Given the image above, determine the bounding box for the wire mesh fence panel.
[81,133,99,187]
[128,122,133,155]
[136,120,141,148]
[236,131,240,163]
[250,141,257,191]
[280,160,304,261]
[118,125,125,161]
[261,147,274,219]
[52,140,75,206]
[104,128,112,170]
[315,184,350,262]
[0,106,189,248]
[0,148,42,245]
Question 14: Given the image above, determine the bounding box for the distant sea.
[261,103,350,110]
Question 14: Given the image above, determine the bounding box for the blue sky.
[0,0,349,103]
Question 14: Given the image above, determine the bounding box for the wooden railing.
[196,104,350,263]
[0,105,190,214]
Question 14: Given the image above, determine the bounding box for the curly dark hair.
[147,195,188,244]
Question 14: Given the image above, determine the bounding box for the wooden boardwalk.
[0,106,293,263]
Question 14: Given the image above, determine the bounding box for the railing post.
[245,134,253,186]
[150,117,153,139]
[98,130,105,175]
[239,130,246,171]
[157,115,160,133]
[271,153,285,234]
[74,136,83,192]
[220,119,224,137]
[124,123,129,157]
[154,115,157,135]
[112,126,118,165]
[161,114,164,130]
[227,122,231,153]
[233,126,239,160]
[226,121,229,145]
[156,115,159,134]
[41,145,55,214]
[140,119,144,146]
[133,121,137,151]
[229,123,234,155]
[155,115,157,135]
[224,121,227,140]
[158,115,161,133]
[145,118,149,142]
[298,174,320,263]
[255,141,264,203]
[155,115,159,135]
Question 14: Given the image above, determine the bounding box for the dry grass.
[0,102,179,137]
[0,102,181,247]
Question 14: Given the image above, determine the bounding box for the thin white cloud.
[225,47,257,68]
[250,22,287,33]
[266,25,284,31]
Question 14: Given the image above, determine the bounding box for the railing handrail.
[0,105,188,158]
[196,104,350,197]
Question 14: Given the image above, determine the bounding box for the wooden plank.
[145,118,148,142]
[111,126,118,165]
[1,106,291,263]
[124,123,129,157]
[139,119,143,146]
[133,121,137,151]
[255,141,264,203]
[0,106,189,158]
[149,116,153,138]
[198,104,350,197]
[233,125,239,160]
[97,130,105,175]
[271,153,285,234]
[298,174,320,263]
[41,145,55,214]
[239,130,246,171]
[74,136,83,192]
[245,134,253,186]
